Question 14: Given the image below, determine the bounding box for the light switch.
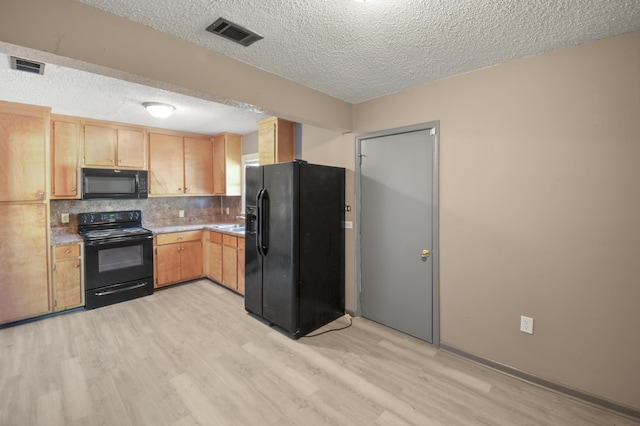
[61,213,70,224]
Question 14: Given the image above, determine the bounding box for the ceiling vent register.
[206,18,263,47]
[10,56,45,75]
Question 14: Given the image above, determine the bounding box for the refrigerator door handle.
[256,189,264,256]
[257,189,270,256]
[258,189,270,256]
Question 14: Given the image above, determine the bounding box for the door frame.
[354,121,440,347]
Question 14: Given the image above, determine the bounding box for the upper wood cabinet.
[149,133,184,195]
[0,102,48,202]
[82,122,146,169]
[0,203,51,325]
[213,132,242,195]
[258,117,295,165]
[149,132,213,196]
[51,116,80,199]
[184,137,214,195]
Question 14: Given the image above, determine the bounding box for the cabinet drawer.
[223,234,237,247]
[55,244,80,259]
[157,230,202,245]
[237,237,245,249]
[208,230,223,243]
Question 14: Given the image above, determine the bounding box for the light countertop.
[51,223,245,245]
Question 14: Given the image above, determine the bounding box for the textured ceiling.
[0,51,269,135]
[1,1,639,135]
[78,0,640,103]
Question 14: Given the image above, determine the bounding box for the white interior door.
[359,127,436,343]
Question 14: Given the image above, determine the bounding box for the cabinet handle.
[185,187,190,193]
[65,249,71,254]
[178,235,184,239]
[71,187,77,192]
[178,188,182,191]
[74,263,80,268]
[37,191,45,199]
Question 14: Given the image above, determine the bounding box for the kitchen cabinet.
[82,122,146,169]
[222,234,238,291]
[0,204,50,325]
[51,243,84,311]
[149,132,213,195]
[0,102,48,202]
[258,117,295,165]
[212,132,242,195]
[185,137,214,194]
[237,237,245,295]
[155,231,203,287]
[207,230,223,283]
[51,116,80,199]
[206,230,244,295]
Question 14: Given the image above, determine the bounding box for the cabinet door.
[222,242,238,290]
[258,121,276,165]
[117,128,145,168]
[149,133,184,195]
[209,233,223,283]
[0,112,46,201]
[0,204,50,324]
[181,241,203,280]
[52,120,79,199]
[83,124,116,167]
[213,133,242,196]
[156,244,182,287]
[237,239,245,295]
[54,258,82,311]
[212,134,226,195]
[184,137,213,194]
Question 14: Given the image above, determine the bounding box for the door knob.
[421,249,430,259]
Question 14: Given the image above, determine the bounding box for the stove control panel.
[78,210,142,225]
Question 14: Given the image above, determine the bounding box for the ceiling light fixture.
[143,102,175,118]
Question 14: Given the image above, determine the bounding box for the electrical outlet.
[179,210,185,218]
[226,207,230,215]
[61,213,70,224]
[520,315,534,334]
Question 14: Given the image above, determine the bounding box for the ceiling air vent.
[206,18,263,47]
[10,56,45,75]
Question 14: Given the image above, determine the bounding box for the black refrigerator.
[245,160,345,338]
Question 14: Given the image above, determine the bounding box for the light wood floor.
[0,280,637,426]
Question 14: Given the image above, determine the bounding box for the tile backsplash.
[50,196,242,236]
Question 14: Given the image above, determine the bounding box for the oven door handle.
[84,234,153,246]
[94,282,148,296]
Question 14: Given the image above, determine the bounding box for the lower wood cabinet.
[0,204,50,325]
[207,231,223,283]
[237,238,245,295]
[206,230,244,295]
[51,243,84,311]
[155,231,203,288]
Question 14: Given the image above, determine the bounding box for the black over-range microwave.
[82,168,148,200]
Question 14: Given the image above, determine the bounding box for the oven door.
[84,235,154,289]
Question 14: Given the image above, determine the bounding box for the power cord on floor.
[301,314,353,338]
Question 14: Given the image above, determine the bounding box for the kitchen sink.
[213,224,245,233]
